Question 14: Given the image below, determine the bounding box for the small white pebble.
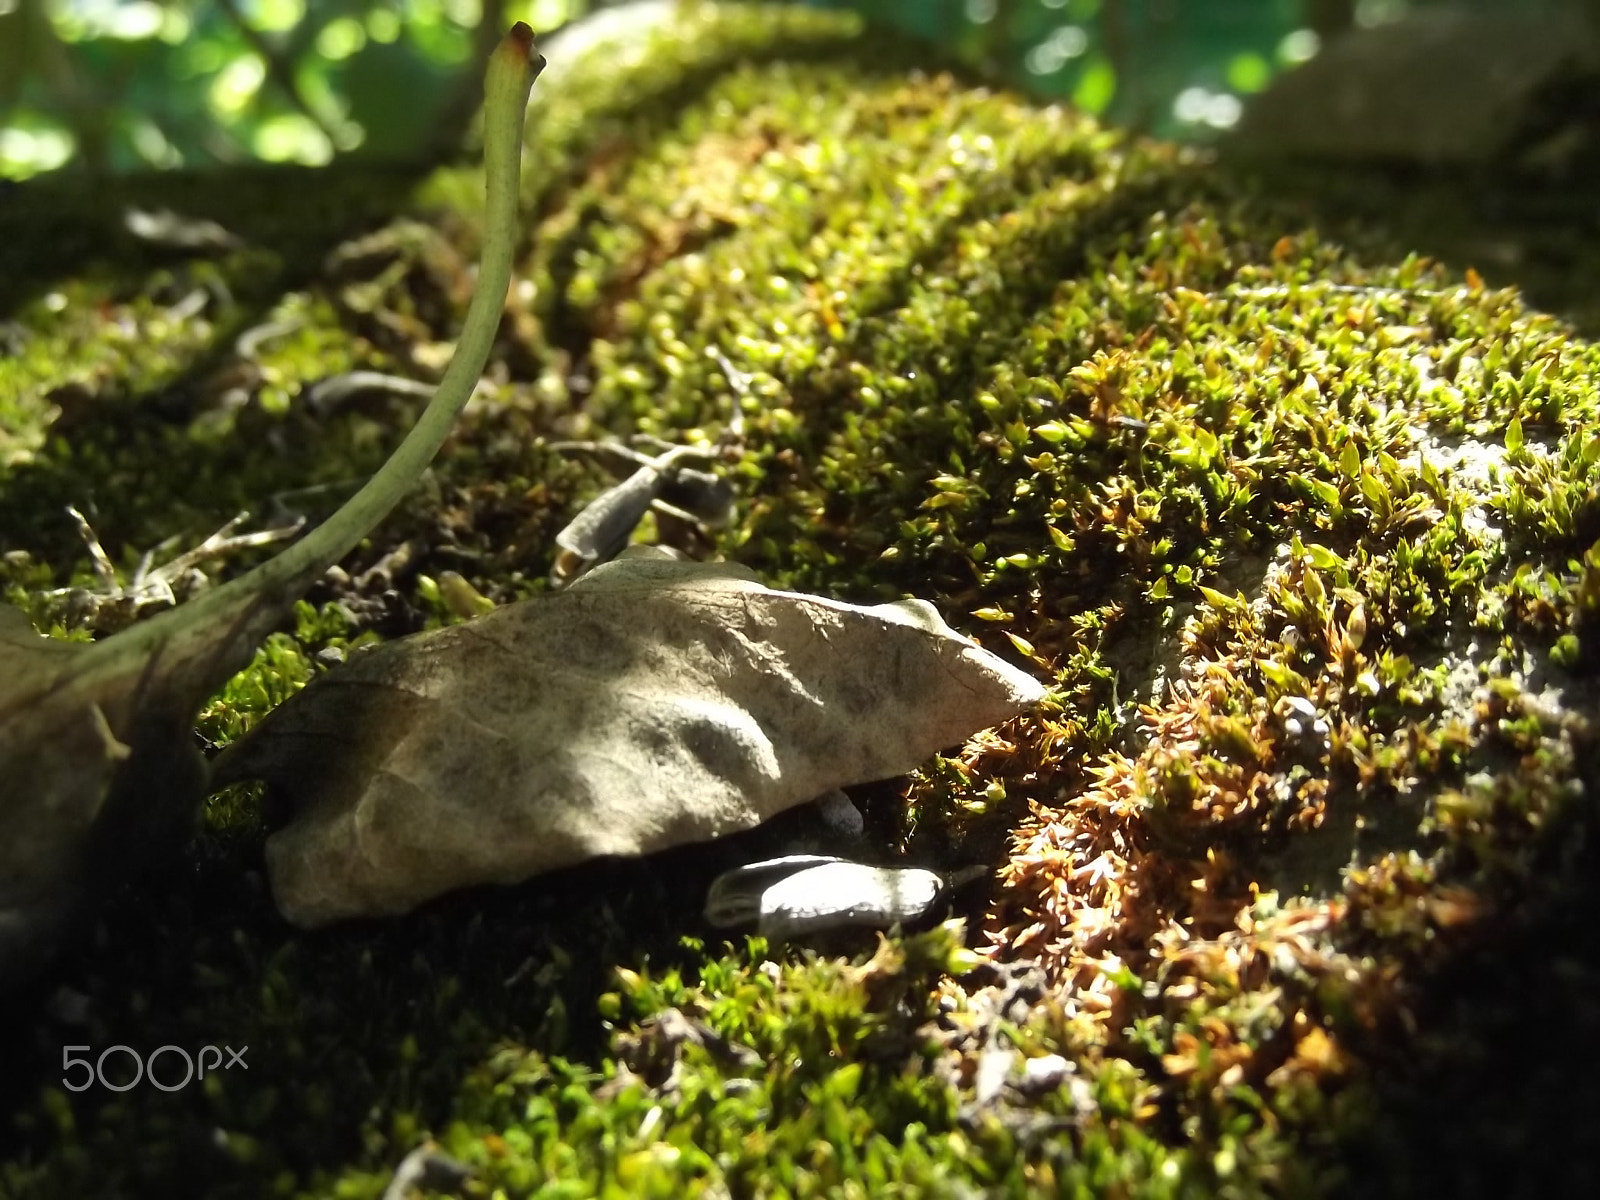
[974,1047,1015,1106]
[1021,1053,1071,1092]
[1278,696,1329,743]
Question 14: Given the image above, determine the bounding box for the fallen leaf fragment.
[214,556,1045,926]
[0,604,206,980]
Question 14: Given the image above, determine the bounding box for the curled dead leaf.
[214,556,1045,926]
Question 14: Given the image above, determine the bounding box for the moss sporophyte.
[2,4,1599,1197]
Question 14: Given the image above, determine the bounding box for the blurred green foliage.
[820,0,1592,139]
[0,0,1587,179]
[0,0,593,177]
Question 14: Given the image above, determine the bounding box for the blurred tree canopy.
[3,0,1589,180]
[0,0,574,176]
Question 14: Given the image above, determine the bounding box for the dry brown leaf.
[0,29,542,989]
[0,600,214,982]
[213,555,1045,927]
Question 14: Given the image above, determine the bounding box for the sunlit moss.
[2,5,1598,1198]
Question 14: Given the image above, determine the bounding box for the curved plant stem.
[1,25,541,988]
[99,24,544,679]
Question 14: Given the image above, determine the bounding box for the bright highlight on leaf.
[316,16,366,59]
[209,53,267,117]
[1072,57,1116,114]
[253,113,333,165]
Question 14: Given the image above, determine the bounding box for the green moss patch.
[3,5,1598,1197]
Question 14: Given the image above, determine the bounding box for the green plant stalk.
[0,26,540,990]
[96,24,544,679]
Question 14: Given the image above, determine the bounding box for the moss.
[3,4,1600,1197]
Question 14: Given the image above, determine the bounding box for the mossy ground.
[3,4,1599,1197]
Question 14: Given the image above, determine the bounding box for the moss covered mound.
[3,4,1598,1196]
